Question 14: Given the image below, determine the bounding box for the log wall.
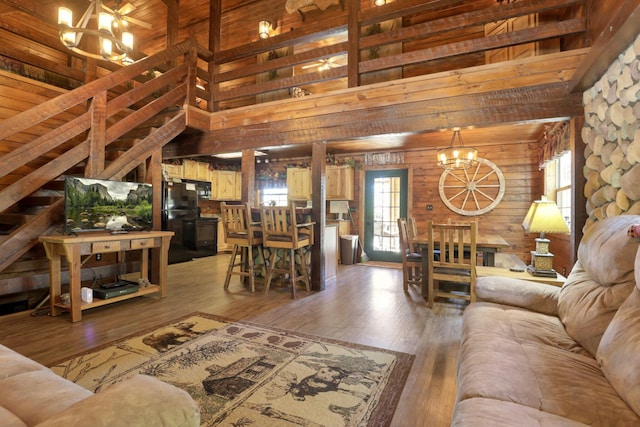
[581,33,640,224]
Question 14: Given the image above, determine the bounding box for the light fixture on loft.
[522,197,570,278]
[374,0,387,6]
[258,20,276,39]
[437,129,478,170]
[58,0,134,64]
[213,151,267,159]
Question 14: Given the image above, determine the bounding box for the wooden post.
[311,140,327,291]
[347,0,361,87]
[242,148,256,207]
[86,91,107,177]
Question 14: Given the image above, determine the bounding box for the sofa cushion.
[37,374,201,427]
[0,345,50,380]
[0,406,27,427]
[461,302,588,356]
[456,303,640,426]
[558,215,640,356]
[596,247,640,418]
[452,397,591,427]
[0,370,92,426]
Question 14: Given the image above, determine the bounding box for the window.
[545,151,571,229]
[261,188,288,206]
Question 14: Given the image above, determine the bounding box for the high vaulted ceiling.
[11,0,640,159]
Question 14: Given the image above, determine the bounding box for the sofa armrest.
[474,276,560,316]
[36,375,200,427]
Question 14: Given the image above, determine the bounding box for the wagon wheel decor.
[438,157,505,216]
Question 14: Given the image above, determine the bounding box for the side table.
[476,265,566,287]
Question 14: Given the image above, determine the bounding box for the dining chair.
[407,217,420,252]
[220,202,265,292]
[426,220,477,308]
[397,218,422,292]
[260,203,314,298]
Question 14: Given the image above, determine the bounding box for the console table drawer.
[131,238,155,249]
[92,241,123,253]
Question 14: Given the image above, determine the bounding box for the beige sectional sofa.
[452,215,640,426]
[0,344,200,427]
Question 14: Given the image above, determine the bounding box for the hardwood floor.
[0,254,465,426]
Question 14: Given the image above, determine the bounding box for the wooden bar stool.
[221,202,265,292]
[260,203,314,298]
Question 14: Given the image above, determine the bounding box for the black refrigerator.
[162,181,218,262]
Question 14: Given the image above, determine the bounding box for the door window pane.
[372,176,401,252]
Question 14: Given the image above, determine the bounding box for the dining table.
[411,231,509,297]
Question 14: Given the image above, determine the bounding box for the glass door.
[363,169,408,262]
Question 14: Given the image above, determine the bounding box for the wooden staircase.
[0,39,203,275]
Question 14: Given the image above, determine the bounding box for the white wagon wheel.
[438,157,505,216]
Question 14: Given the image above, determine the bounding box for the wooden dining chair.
[220,202,265,292]
[407,217,420,251]
[397,218,422,292]
[260,203,314,298]
[426,220,477,308]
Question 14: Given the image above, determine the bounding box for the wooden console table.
[40,231,173,322]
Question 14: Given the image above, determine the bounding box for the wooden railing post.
[87,91,107,177]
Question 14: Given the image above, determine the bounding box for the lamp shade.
[522,199,569,234]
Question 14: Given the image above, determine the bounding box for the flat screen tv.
[64,176,153,234]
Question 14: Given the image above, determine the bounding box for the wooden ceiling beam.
[167,81,580,157]
[569,0,640,91]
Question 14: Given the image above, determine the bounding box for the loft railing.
[205,0,585,110]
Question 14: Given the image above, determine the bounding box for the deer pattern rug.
[51,312,414,426]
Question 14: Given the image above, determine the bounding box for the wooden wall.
[249,139,544,265]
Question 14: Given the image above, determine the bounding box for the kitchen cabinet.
[210,170,241,200]
[217,220,233,253]
[182,159,198,180]
[326,165,354,200]
[287,167,311,200]
[196,162,211,181]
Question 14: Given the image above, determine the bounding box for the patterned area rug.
[51,313,414,426]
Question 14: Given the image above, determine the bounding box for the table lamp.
[522,198,569,277]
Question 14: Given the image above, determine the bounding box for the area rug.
[51,312,414,426]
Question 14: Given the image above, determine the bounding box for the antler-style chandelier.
[437,129,478,170]
[58,0,134,64]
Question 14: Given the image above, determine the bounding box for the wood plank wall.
[243,139,543,265]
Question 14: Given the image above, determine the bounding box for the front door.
[363,169,408,262]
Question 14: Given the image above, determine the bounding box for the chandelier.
[437,129,478,170]
[58,0,134,64]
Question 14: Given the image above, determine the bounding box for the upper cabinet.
[182,159,199,180]
[163,160,210,182]
[211,170,241,201]
[287,167,312,200]
[326,165,354,200]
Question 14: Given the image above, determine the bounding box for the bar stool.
[220,202,265,292]
[260,203,314,298]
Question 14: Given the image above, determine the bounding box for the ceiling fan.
[102,1,152,29]
[301,56,346,71]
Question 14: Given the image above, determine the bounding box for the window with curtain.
[545,151,572,230]
[540,121,572,231]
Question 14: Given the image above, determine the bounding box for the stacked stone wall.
[582,34,640,226]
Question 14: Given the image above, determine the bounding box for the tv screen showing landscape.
[64,176,153,234]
